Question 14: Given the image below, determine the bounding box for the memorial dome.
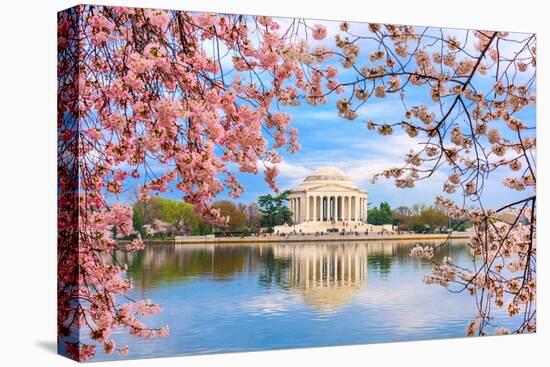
[298,166,357,190]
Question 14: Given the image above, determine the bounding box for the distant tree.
[132,204,146,238]
[367,201,393,225]
[391,209,417,231]
[239,202,262,231]
[194,220,214,236]
[411,222,428,234]
[213,200,246,232]
[258,190,293,232]
[396,206,412,216]
[391,204,449,232]
[143,219,175,238]
[410,203,427,216]
[391,210,405,227]
[419,207,448,231]
[161,199,199,235]
[133,197,199,237]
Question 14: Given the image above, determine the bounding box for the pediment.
[304,183,365,193]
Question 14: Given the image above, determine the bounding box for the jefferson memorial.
[274,166,392,234]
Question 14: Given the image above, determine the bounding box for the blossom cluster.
[331,23,536,336]
[58,5,341,360]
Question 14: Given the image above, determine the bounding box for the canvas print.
[57,4,536,362]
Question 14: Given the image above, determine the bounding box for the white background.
[0,0,546,366]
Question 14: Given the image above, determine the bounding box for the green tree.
[132,196,200,237]
[161,199,199,234]
[411,222,428,233]
[258,190,293,232]
[367,201,393,225]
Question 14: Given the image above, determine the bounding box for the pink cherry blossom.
[312,24,327,40]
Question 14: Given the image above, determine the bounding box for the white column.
[296,197,299,223]
[298,197,304,223]
[313,196,317,221]
[355,196,359,220]
[305,195,309,221]
[302,196,307,222]
[295,198,298,223]
[343,196,347,221]
[300,196,304,222]
[292,198,298,223]
[320,196,323,221]
[318,196,321,221]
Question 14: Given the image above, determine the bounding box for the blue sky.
[122,17,536,210]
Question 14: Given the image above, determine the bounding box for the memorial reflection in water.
[273,244,367,312]
[91,240,513,361]
[115,242,410,311]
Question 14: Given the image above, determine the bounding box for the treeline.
[368,202,468,233]
[133,196,469,239]
[132,191,293,238]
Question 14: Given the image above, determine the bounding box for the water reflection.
[116,244,254,289]
[274,244,367,312]
[115,241,465,311]
[93,240,518,361]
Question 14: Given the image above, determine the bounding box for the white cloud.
[242,292,301,315]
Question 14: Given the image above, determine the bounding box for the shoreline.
[117,233,471,246]
[167,232,471,245]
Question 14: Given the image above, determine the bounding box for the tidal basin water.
[91,240,517,361]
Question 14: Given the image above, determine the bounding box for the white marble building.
[287,166,368,224]
[274,166,393,234]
